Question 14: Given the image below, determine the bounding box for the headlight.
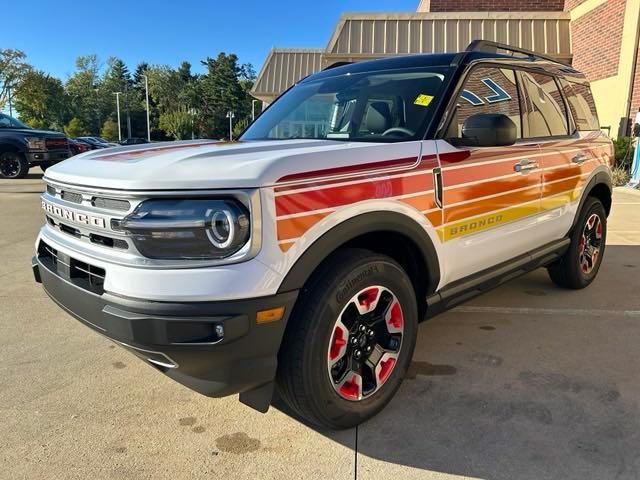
[25,137,46,150]
[120,199,251,260]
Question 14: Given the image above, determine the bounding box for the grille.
[45,137,68,150]
[61,190,83,204]
[92,197,131,211]
[38,241,106,295]
[46,185,56,196]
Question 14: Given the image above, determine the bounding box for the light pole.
[252,99,258,121]
[189,108,197,140]
[226,111,235,141]
[8,87,12,117]
[142,74,151,142]
[114,92,122,142]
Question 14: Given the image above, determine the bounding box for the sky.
[2,0,418,80]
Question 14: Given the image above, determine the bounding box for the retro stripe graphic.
[274,142,612,252]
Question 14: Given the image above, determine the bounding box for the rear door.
[519,71,603,241]
[436,65,544,284]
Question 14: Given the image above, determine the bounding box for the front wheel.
[548,197,607,289]
[0,152,29,179]
[277,249,418,429]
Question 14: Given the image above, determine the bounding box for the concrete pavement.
[1,170,638,479]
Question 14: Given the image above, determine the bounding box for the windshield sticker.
[414,94,434,107]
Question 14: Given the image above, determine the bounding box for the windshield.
[0,113,29,129]
[242,67,449,142]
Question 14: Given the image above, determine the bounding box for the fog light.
[256,307,285,324]
[215,324,225,338]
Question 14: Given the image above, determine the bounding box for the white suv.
[33,42,613,429]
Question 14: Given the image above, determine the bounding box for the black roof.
[302,48,587,84]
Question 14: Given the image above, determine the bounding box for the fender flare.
[276,210,441,295]
[570,170,612,233]
[0,138,27,154]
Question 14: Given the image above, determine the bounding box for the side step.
[425,238,570,318]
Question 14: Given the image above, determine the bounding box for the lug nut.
[367,329,375,337]
[354,349,362,359]
[359,325,367,332]
[350,336,358,344]
[365,345,372,353]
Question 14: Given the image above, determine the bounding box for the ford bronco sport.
[33,41,612,429]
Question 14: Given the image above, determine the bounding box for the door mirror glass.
[459,113,517,147]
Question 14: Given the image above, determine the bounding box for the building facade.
[252,0,640,137]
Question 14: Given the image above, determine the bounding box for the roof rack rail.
[323,61,352,71]
[466,40,571,67]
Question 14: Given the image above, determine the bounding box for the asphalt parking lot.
[1,170,639,480]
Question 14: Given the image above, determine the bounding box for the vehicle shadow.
[273,245,640,480]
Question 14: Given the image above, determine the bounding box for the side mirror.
[460,113,517,147]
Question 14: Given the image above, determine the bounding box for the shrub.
[612,166,631,187]
[612,136,635,170]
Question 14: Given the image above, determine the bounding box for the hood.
[44,139,381,190]
[0,127,66,138]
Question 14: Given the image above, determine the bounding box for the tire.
[277,248,418,429]
[547,197,607,289]
[0,151,29,179]
[40,161,55,172]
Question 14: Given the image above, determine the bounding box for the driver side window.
[449,66,522,140]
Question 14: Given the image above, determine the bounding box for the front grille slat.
[92,197,131,211]
[61,190,83,204]
[38,240,106,295]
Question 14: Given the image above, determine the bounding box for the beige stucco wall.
[570,0,640,136]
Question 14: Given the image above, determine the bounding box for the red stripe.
[276,170,435,217]
[276,156,420,184]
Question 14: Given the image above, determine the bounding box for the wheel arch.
[571,170,612,233]
[277,211,441,316]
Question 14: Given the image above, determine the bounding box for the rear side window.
[521,71,569,138]
[450,66,522,139]
[561,80,600,131]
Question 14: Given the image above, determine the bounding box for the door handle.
[513,159,539,173]
[433,168,443,209]
[572,153,587,165]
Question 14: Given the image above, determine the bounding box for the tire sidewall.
[302,255,418,426]
[0,152,29,179]
[570,198,607,286]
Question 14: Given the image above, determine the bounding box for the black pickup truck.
[0,113,72,179]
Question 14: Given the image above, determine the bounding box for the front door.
[435,65,544,285]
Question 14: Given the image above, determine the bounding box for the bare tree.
[0,49,30,111]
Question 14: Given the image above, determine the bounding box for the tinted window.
[242,68,448,143]
[561,80,600,131]
[449,67,522,139]
[521,72,569,137]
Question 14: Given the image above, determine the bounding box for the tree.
[14,70,68,130]
[0,49,30,111]
[200,53,249,138]
[101,119,120,141]
[64,117,89,137]
[159,109,194,140]
[65,55,101,135]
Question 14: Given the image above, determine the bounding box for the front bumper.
[32,254,298,399]
[27,150,71,164]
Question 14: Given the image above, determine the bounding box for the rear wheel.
[277,249,418,429]
[0,152,29,179]
[548,197,607,289]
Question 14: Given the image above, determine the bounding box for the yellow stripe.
[437,188,582,241]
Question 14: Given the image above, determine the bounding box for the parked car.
[75,137,109,149]
[33,41,613,429]
[67,138,91,156]
[120,137,149,145]
[0,113,71,178]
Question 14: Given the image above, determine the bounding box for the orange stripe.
[444,185,540,223]
[277,212,329,241]
[444,174,539,204]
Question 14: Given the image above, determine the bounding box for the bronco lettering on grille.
[41,200,107,229]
